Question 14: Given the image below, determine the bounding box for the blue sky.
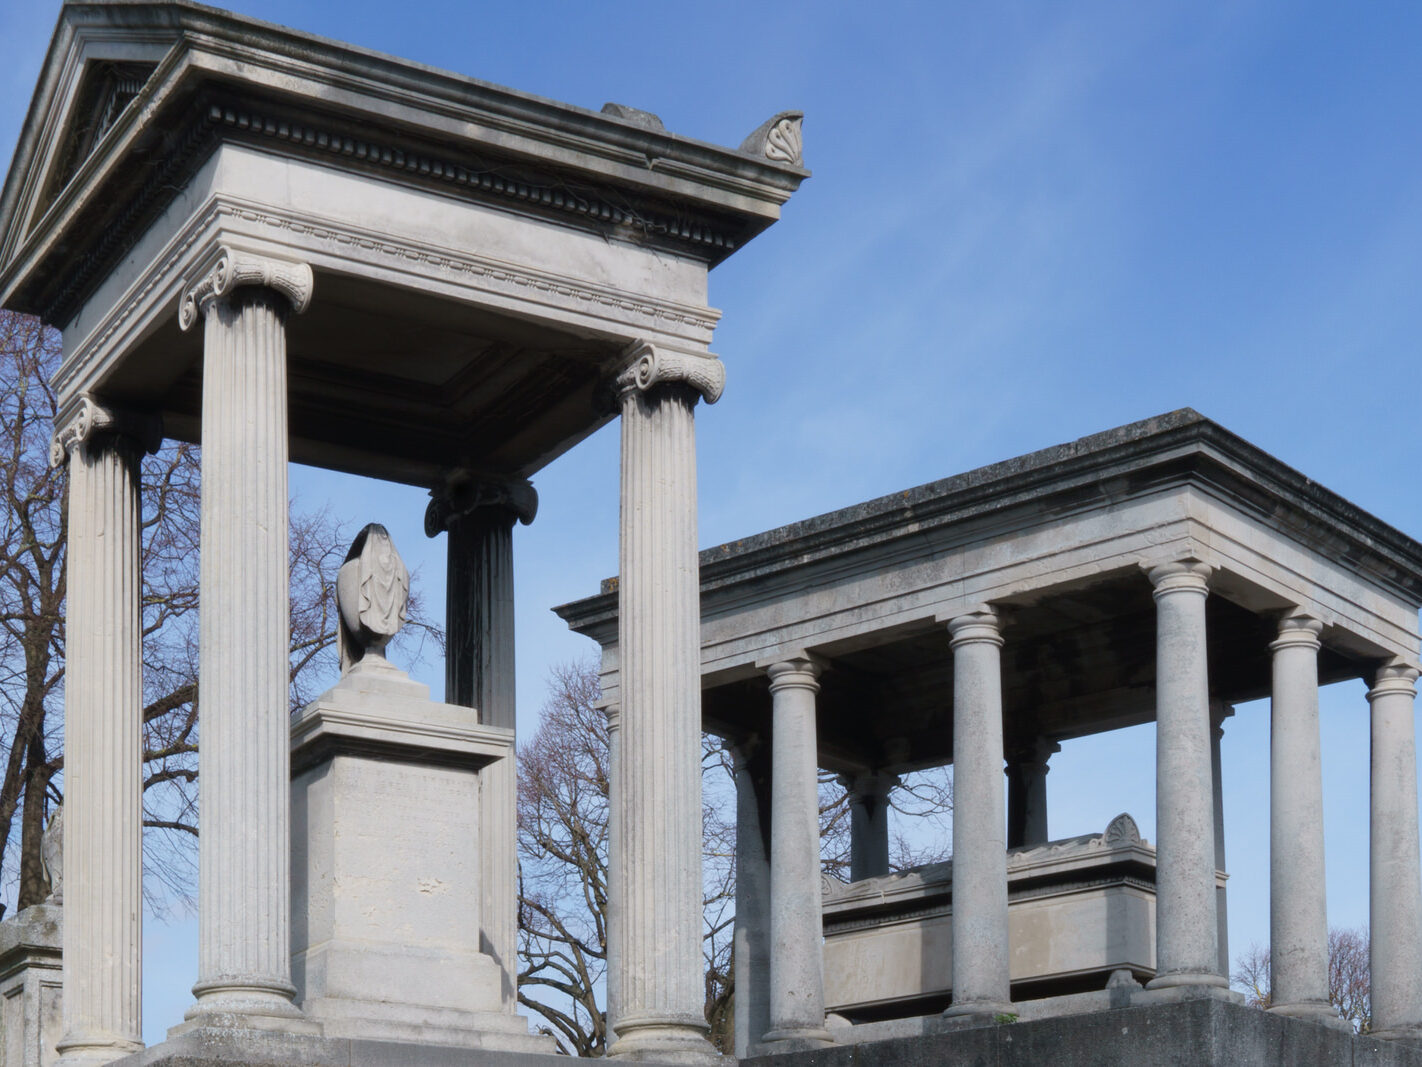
[3,0,1421,1043]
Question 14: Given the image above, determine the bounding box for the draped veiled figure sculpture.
[336,523,410,672]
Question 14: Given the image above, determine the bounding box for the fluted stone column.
[425,475,537,1009]
[1268,615,1335,1022]
[1210,701,1233,978]
[1368,665,1422,1039]
[731,736,773,1058]
[179,247,313,1023]
[943,608,1011,1018]
[604,698,623,1048]
[763,656,832,1049]
[52,398,152,1064]
[1145,561,1225,989]
[609,341,723,1062]
[844,771,896,881]
[1005,738,1058,849]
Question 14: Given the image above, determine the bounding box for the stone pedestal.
[1,905,63,1067]
[288,659,549,1052]
[1145,562,1225,990]
[942,609,1011,1020]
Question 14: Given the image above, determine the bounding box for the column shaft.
[764,659,832,1048]
[1210,704,1231,979]
[1269,616,1332,1019]
[732,737,773,1058]
[191,293,300,1018]
[56,434,144,1063]
[846,773,894,881]
[944,609,1011,1017]
[1146,562,1224,988]
[1369,666,1422,1038]
[611,382,712,1060]
[446,506,519,1007]
[605,699,622,1048]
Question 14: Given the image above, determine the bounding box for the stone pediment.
[0,2,808,330]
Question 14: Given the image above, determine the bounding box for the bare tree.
[1231,926,1371,1032]
[0,309,436,914]
[517,659,952,1055]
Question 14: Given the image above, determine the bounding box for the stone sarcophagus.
[821,815,1183,1019]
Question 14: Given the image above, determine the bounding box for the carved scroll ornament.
[614,341,726,406]
[178,246,314,331]
[49,395,161,468]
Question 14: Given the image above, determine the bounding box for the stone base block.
[116,1026,568,1067]
[742,996,1422,1066]
[302,995,552,1053]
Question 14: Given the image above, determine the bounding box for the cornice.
[555,411,1422,629]
[54,191,722,404]
[3,4,808,326]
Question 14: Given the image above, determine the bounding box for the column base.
[54,1034,144,1067]
[1268,1000,1349,1029]
[760,1025,836,1051]
[179,982,320,1038]
[607,1017,718,1063]
[941,999,1015,1025]
[1146,970,1230,991]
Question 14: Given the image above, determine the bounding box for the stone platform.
[744,998,1422,1067]
[115,1026,569,1067]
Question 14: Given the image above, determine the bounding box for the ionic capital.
[947,607,1002,649]
[839,770,900,801]
[764,653,826,693]
[423,473,538,537]
[178,246,314,331]
[1369,663,1421,703]
[613,340,725,405]
[1270,612,1323,653]
[1007,737,1060,774]
[49,395,162,468]
[1145,559,1213,599]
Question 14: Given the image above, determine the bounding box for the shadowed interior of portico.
[100,272,627,485]
[701,570,1371,777]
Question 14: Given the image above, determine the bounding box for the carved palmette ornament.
[336,523,410,672]
[739,110,805,167]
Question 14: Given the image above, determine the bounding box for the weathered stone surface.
[0,904,63,1067]
[742,998,1422,1067]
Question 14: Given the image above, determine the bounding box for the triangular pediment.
[0,6,175,276]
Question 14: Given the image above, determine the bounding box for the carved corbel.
[611,340,726,407]
[49,395,162,468]
[423,473,539,537]
[178,245,314,331]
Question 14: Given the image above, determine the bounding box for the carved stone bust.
[336,523,409,672]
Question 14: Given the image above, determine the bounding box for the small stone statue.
[336,523,409,673]
[41,804,62,905]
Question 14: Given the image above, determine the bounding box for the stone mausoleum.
[0,3,1420,1066]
